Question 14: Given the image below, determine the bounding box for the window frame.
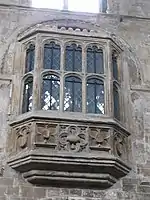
[86,77,105,114]
[25,43,35,73]
[64,75,82,112]
[43,41,61,70]
[22,74,34,113]
[41,73,61,111]
[111,45,122,121]
[19,33,123,122]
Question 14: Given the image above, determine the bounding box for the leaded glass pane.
[64,76,82,112]
[22,77,33,113]
[113,84,120,120]
[86,78,104,114]
[65,44,82,72]
[44,42,60,70]
[25,44,35,73]
[87,46,104,74]
[42,75,60,110]
[112,52,119,80]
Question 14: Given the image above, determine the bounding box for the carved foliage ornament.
[57,125,88,152]
[16,124,31,149]
[89,128,111,150]
[14,122,128,158]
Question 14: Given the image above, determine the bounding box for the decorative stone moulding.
[17,19,110,42]
[8,115,131,189]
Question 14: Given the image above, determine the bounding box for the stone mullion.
[59,42,65,112]
[19,45,27,114]
[118,54,124,123]
[32,34,42,111]
[106,41,113,117]
[82,43,87,113]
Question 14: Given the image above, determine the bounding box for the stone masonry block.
[33,187,46,199]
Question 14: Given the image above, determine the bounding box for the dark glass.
[22,77,33,113]
[87,46,103,74]
[25,44,35,73]
[112,52,119,80]
[41,75,60,110]
[113,84,120,120]
[64,76,82,112]
[65,44,82,72]
[44,42,60,70]
[102,0,107,13]
[86,78,104,114]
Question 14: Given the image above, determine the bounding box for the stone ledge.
[9,111,130,137]
[24,171,116,189]
[8,151,131,189]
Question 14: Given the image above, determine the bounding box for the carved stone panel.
[35,123,57,148]
[15,123,32,151]
[8,118,131,188]
[113,131,127,159]
[89,127,111,152]
[57,125,88,153]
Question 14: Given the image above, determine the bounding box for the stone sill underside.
[8,116,131,189]
[8,151,131,189]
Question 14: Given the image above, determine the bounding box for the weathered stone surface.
[7,118,131,189]
[0,0,149,199]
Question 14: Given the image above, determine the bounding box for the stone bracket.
[8,117,131,189]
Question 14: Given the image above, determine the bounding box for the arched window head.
[44,42,61,70]
[113,84,120,120]
[64,76,82,112]
[65,44,82,72]
[112,51,119,80]
[86,78,104,114]
[41,74,60,111]
[87,45,104,74]
[25,44,35,73]
[22,77,33,113]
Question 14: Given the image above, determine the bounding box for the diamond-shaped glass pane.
[25,44,35,73]
[64,76,82,112]
[44,42,60,70]
[65,44,82,72]
[86,78,104,114]
[22,77,33,113]
[87,46,103,74]
[42,75,60,110]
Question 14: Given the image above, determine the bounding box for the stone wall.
[0,0,31,6]
[0,1,149,200]
[109,0,150,16]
